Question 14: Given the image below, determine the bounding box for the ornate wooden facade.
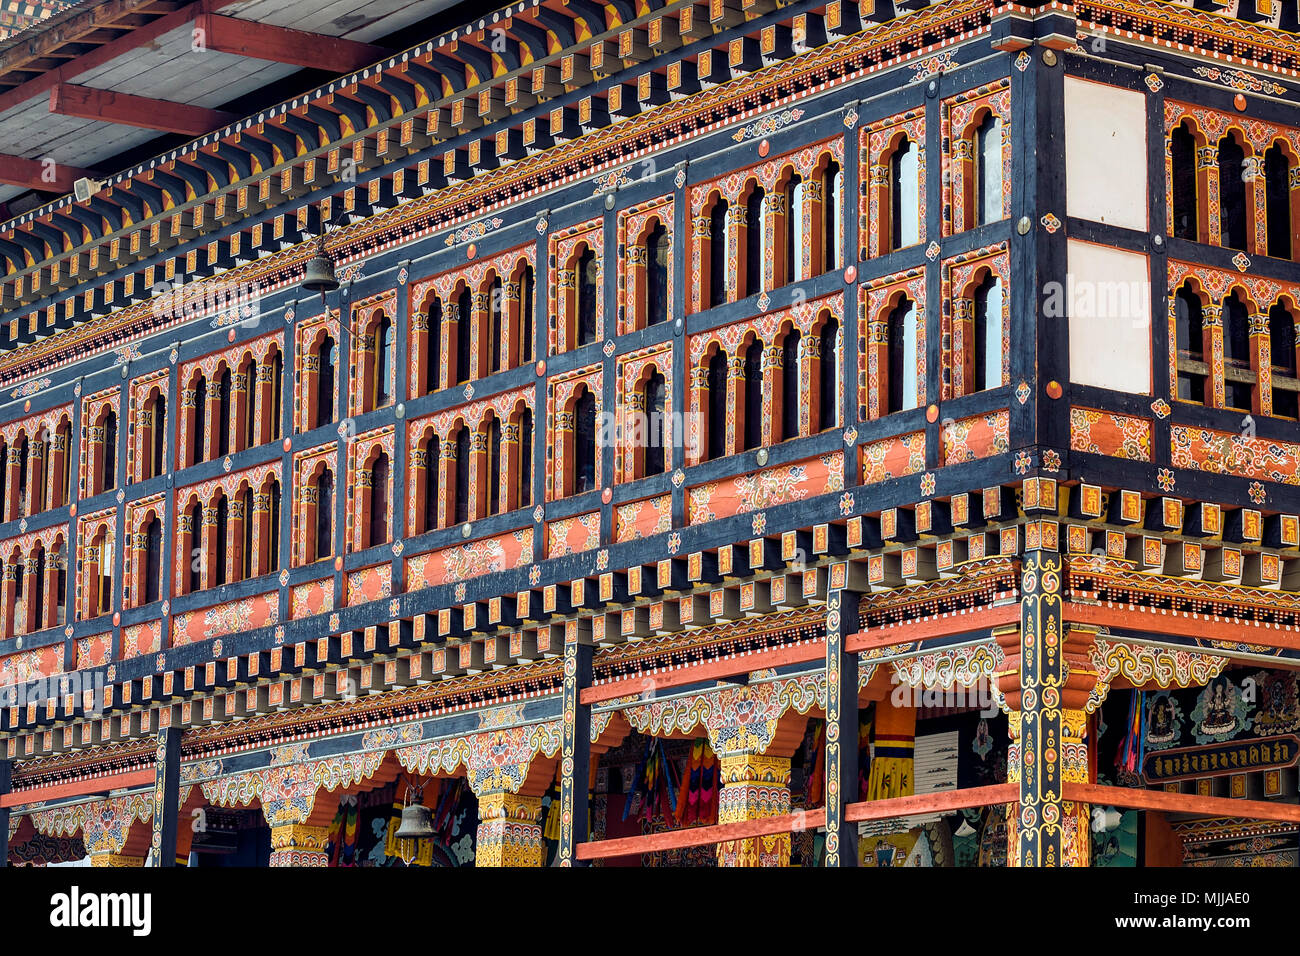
[3,0,1300,867]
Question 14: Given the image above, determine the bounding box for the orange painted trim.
[1,769,155,809]
[1064,781,1300,824]
[845,603,1020,653]
[844,783,1017,821]
[1062,602,1300,653]
[574,808,826,859]
[581,640,825,705]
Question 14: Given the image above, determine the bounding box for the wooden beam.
[49,82,238,137]
[1065,781,1300,824]
[195,14,390,74]
[574,808,827,859]
[579,638,824,705]
[0,768,155,808]
[0,153,99,193]
[844,783,1018,822]
[1062,602,1300,654]
[845,603,1020,654]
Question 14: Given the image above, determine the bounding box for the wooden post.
[149,726,182,867]
[823,587,860,867]
[0,759,9,868]
[557,635,593,866]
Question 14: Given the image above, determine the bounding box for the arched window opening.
[782,330,801,441]
[145,517,162,604]
[973,275,1005,393]
[241,361,256,451]
[57,423,71,507]
[315,469,334,562]
[743,339,763,451]
[214,496,228,586]
[646,223,670,326]
[0,440,6,514]
[574,391,597,495]
[823,161,843,271]
[1265,145,1292,261]
[519,409,534,509]
[786,175,805,283]
[370,453,390,547]
[422,435,440,533]
[268,480,281,574]
[1223,292,1253,411]
[454,429,471,525]
[1171,122,1199,243]
[150,394,166,479]
[217,368,231,457]
[975,115,1003,226]
[102,410,117,492]
[707,352,727,461]
[1271,302,1299,419]
[425,297,443,395]
[17,438,28,517]
[577,249,599,347]
[745,187,766,298]
[241,487,254,581]
[487,418,502,516]
[891,137,921,251]
[192,376,207,462]
[270,350,284,441]
[819,319,840,430]
[375,313,394,408]
[1219,136,1249,251]
[316,337,335,427]
[709,199,729,308]
[54,547,66,627]
[521,266,536,363]
[1175,288,1206,404]
[887,297,919,413]
[644,371,667,476]
[456,287,473,384]
[97,534,112,617]
[187,502,202,593]
[489,277,504,373]
[33,547,46,629]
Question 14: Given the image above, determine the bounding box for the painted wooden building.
[1,0,1300,868]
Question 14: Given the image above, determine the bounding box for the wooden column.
[556,634,594,866]
[409,446,430,535]
[803,332,823,439]
[47,429,68,507]
[727,204,747,303]
[200,505,219,589]
[725,353,745,456]
[687,364,708,466]
[761,344,783,446]
[1251,310,1271,417]
[203,384,222,462]
[823,587,861,867]
[227,496,246,583]
[254,359,276,446]
[268,824,331,867]
[300,352,321,431]
[437,437,458,528]
[471,289,491,379]
[230,370,251,452]
[468,429,489,521]
[0,759,9,868]
[715,753,792,867]
[20,554,39,634]
[1201,144,1221,248]
[4,445,22,519]
[500,421,521,513]
[179,385,199,467]
[251,492,272,577]
[149,726,182,867]
[410,304,431,397]
[767,191,787,290]
[27,439,45,515]
[475,793,546,867]
[78,544,98,621]
[1202,303,1226,409]
[40,556,58,629]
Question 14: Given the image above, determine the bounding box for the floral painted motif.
[687,453,844,525]
[1070,408,1153,462]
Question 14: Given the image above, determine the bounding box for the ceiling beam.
[0,153,100,193]
[195,14,390,73]
[49,82,238,137]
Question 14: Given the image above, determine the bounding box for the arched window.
[576,249,599,347]
[374,313,394,408]
[1219,136,1249,251]
[56,422,71,507]
[192,375,207,463]
[891,136,921,251]
[646,223,670,326]
[270,350,284,441]
[487,418,502,515]
[316,337,335,427]
[32,547,45,629]
[574,390,597,494]
[454,428,470,525]
[101,410,117,492]
[1175,288,1206,403]
[822,161,842,271]
[785,175,804,284]
[1271,302,1299,418]
[0,439,7,514]
[315,469,334,561]
[489,277,504,373]
[241,360,257,451]
[973,275,1004,393]
[644,371,667,476]
[819,319,840,430]
[214,495,228,586]
[518,408,534,509]
[521,266,536,363]
[887,297,919,413]
[745,187,766,298]
[1171,122,1199,242]
[1223,292,1253,411]
[425,297,442,395]
[370,453,390,547]
[975,114,1003,226]
[268,480,281,573]
[456,287,473,384]
[216,368,232,457]
[707,351,727,461]
[782,330,801,441]
[187,501,202,593]
[709,199,729,308]
[241,487,254,580]
[144,517,161,603]
[743,339,763,451]
[422,434,440,533]
[98,534,112,616]
[54,545,66,627]
[1266,145,1292,260]
[149,393,166,480]
[16,437,28,516]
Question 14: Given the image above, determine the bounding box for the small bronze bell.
[393,802,435,841]
[301,235,339,296]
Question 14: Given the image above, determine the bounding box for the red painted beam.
[844,783,1017,822]
[580,639,825,705]
[196,14,390,73]
[49,82,238,137]
[1062,601,1300,653]
[1,768,155,809]
[575,808,826,860]
[0,153,99,192]
[1064,781,1300,824]
[845,603,1020,654]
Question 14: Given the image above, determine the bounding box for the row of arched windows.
[0,540,67,638]
[0,419,73,521]
[182,349,284,468]
[174,479,283,597]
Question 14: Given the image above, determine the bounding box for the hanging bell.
[301,236,339,295]
[393,802,436,841]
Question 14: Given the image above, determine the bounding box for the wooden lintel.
[1065,782,1300,824]
[49,83,237,137]
[0,767,155,808]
